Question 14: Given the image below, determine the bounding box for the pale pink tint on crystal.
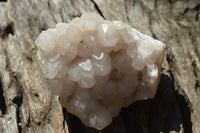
[35,13,165,130]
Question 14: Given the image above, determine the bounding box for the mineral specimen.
[35,13,165,130]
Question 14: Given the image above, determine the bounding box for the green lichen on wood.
[70,0,76,8]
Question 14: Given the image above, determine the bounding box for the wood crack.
[13,95,23,133]
[0,22,14,39]
[4,49,24,132]
[124,0,129,22]
[90,0,105,19]
[0,0,7,2]
[0,77,7,115]
[192,61,200,91]
[47,0,57,23]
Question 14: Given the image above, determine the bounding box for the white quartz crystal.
[35,13,165,130]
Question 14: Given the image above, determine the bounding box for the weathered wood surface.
[0,0,200,133]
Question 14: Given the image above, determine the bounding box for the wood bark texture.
[0,0,200,133]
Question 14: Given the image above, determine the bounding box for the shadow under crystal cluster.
[35,13,165,130]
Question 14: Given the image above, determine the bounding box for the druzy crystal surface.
[35,13,165,130]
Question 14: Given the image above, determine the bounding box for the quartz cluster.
[35,13,165,130]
